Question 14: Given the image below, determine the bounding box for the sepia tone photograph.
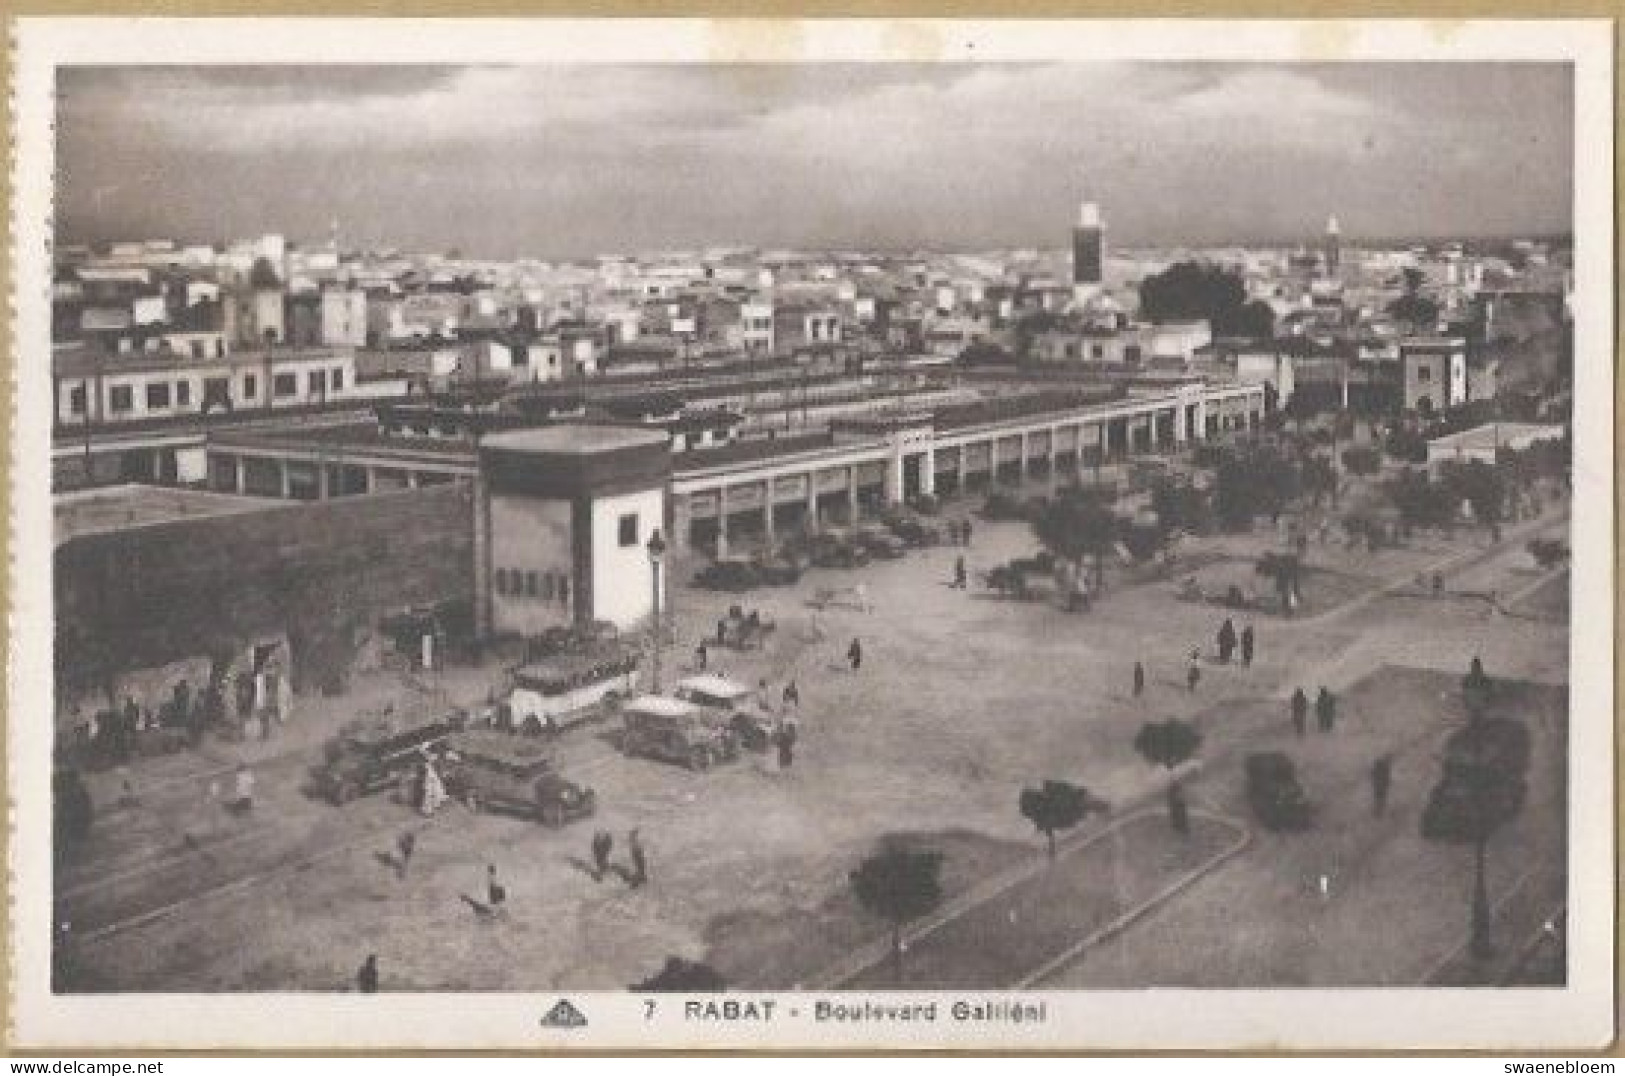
[8,17,1614,1052]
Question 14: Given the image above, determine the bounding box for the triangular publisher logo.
[540,998,588,1029]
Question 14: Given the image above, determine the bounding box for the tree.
[1134,719,1203,828]
[1341,445,1383,476]
[1255,552,1304,612]
[1301,453,1338,508]
[631,956,727,992]
[1019,780,1109,860]
[1421,716,1531,960]
[1385,467,1456,533]
[850,846,945,984]
[1150,476,1213,536]
[1388,266,1440,330]
[1031,486,1119,590]
[1214,447,1301,530]
[1139,261,1247,332]
[1224,299,1277,340]
[1440,460,1506,527]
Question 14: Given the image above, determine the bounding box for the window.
[109,386,134,413]
[309,369,327,396]
[190,340,206,359]
[1417,365,1433,383]
[146,382,171,409]
[541,572,556,600]
[1090,344,1105,360]
[618,513,639,547]
[243,373,258,400]
[67,386,86,415]
[524,571,539,598]
[331,367,345,391]
[273,373,298,398]
[558,575,570,605]
[176,381,191,407]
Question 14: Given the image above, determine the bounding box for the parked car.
[855,526,907,560]
[808,532,871,569]
[672,674,776,751]
[311,713,463,804]
[882,508,945,547]
[751,549,806,586]
[1244,751,1314,831]
[620,695,740,771]
[694,557,762,592]
[440,731,595,826]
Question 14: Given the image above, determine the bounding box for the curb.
[1010,808,1253,988]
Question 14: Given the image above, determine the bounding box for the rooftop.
[1427,422,1565,451]
[483,424,670,456]
[55,483,275,544]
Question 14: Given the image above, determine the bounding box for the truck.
[311,712,463,805]
[439,730,596,826]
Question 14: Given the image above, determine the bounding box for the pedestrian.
[696,641,708,672]
[1315,687,1336,733]
[486,864,507,909]
[963,519,973,547]
[782,680,800,709]
[1167,783,1190,836]
[1132,661,1145,699]
[953,555,967,590]
[628,829,648,888]
[1186,650,1201,692]
[1370,755,1393,816]
[396,831,416,880]
[1290,688,1309,737]
[590,830,613,883]
[1217,618,1237,664]
[356,954,379,994]
[777,721,797,770]
[1240,625,1255,667]
[847,638,863,673]
[716,619,727,645]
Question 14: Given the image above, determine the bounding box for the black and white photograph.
[7,17,1615,1053]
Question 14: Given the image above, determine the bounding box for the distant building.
[1426,422,1564,468]
[320,288,369,347]
[1072,200,1107,304]
[1400,336,1468,415]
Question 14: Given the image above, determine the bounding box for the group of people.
[589,827,649,887]
[1214,618,1257,668]
[1288,686,1340,736]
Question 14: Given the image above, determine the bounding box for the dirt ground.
[56,487,1572,992]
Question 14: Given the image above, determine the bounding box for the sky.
[56,62,1573,259]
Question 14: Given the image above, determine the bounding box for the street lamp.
[646,527,667,694]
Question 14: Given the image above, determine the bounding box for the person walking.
[776,720,797,771]
[590,830,613,883]
[781,680,800,709]
[695,640,709,672]
[1370,755,1393,816]
[1240,625,1255,667]
[1217,619,1237,664]
[1167,783,1190,836]
[847,638,863,673]
[1290,688,1309,737]
[1315,687,1337,733]
[953,556,967,590]
[356,954,379,993]
[716,619,727,646]
[1186,650,1201,692]
[1132,661,1146,699]
[396,831,416,880]
[963,518,974,547]
[628,829,648,888]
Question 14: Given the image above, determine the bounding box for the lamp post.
[646,528,667,694]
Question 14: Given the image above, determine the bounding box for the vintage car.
[620,695,740,771]
[751,549,806,586]
[1244,751,1314,831]
[693,557,762,592]
[807,532,871,570]
[311,712,463,804]
[672,674,776,751]
[855,526,908,560]
[440,731,596,826]
[505,640,641,736]
[881,508,945,548]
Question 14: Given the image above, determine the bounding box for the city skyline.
[58,61,1573,260]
